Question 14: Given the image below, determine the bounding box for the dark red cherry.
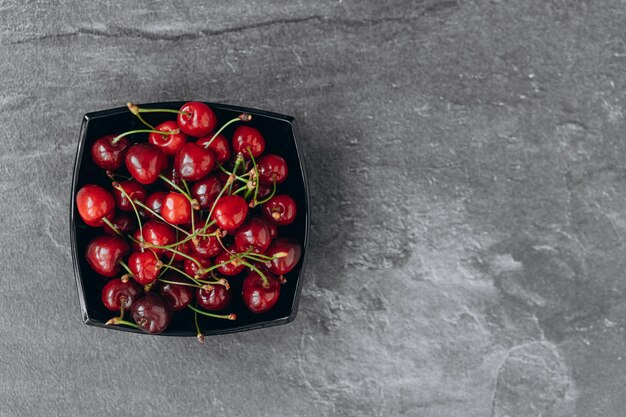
[232,126,265,158]
[103,212,137,235]
[257,154,288,185]
[162,163,183,191]
[242,271,281,314]
[101,278,142,311]
[85,235,129,277]
[257,184,272,199]
[189,225,221,258]
[267,223,278,239]
[125,143,168,185]
[264,238,302,275]
[141,221,176,257]
[184,255,212,279]
[234,217,271,253]
[112,180,147,212]
[161,192,191,225]
[191,175,223,210]
[141,191,167,219]
[177,102,217,137]
[174,142,215,181]
[215,250,245,276]
[91,135,128,170]
[212,195,248,232]
[197,284,231,311]
[148,120,187,155]
[128,251,162,285]
[169,240,191,262]
[157,273,194,311]
[262,195,297,226]
[197,134,231,164]
[130,229,142,252]
[76,184,115,227]
[131,293,172,334]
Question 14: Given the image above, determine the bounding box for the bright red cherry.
[131,294,172,334]
[128,251,162,285]
[148,120,188,155]
[112,180,147,212]
[157,273,194,311]
[125,143,168,185]
[91,135,128,170]
[257,154,288,184]
[161,192,191,225]
[212,195,248,231]
[184,255,212,279]
[242,271,281,314]
[264,238,302,275]
[262,195,297,226]
[215,250,245,276]
[141,192,167,219]
[103,212,136,235]
[191,175,223,210]
[234,217,271,253]
[101,278,142,311]
[141,221,176,257]
[174,142,215,181]
[177,102,217,137]
[189,225,221,258]
[197,284,231,311]
[85,235,129,277]
[197,134,231,164]
[76,184,115,227]
[232,126,265,158]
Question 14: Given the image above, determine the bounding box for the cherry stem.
[202,114,251,149]
[181,180,196,231]
[216,162,248,183]
[194,258,233,278]
[254,180,277,206]
[111,128,179,145]
[132,199,192,237]
[158,277,202,289]
[228,154,244,195]
[101,216,123,238]
[231,185,248,196]
[247,146,260,203]
[105,317,140,329]
[113,182,144,248]
[127,102,156,130]
[245,251,286,262]
[118,260,134,277]
[158,174,195,205]
[188,305,236,320]
[135,107,189,116]
[194,309,204,343]
[157,249,177,280]
[239,260,269,286]
[204,178,232,230]
[159,263,203,287]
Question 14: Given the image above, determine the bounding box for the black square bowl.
[70,102,309,336]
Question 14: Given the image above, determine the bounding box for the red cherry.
[232,126,265,158]
[76,184,115,227]
[148,121,188,155]
[141,221,176,257]
[112,180,147,212]
[191,175,223,210]
[257,184,273,199]
[234,217,271,253]
[169,240,191,262]
[184,255,212,279]
[128,251,162,285]
[141,191,167,219]
[189,225,221,258]
[161,192,191,225]
[174,142,215,181]
[264,238,302,275]
[157,273,194,311]
[242,271,281,314]
[130,229,142,252]
[85,235,129,277]
[257,154,288,184]
[101,278,141,311]
[131,294,172,334]
[196,285,231,311]
[162,163,183,191]
[212,195,248,232]
[125,143,168,185]
[103,212,137,235]
[91,135,128,170]
[262,195,297,226]
[177,102,217,137]
[215,250,245,276]
[267,223,278,239]
[197,134,231,164]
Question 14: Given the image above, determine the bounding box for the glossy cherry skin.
[197,134,231,164]
[131,294,173,334]
[264,238,302,275]
[128,251,161,285]
[234,217,271,253]
[170,240,191,262]
[76,184,116,227]
[141,221,176,258]
[85,235,129,277]
[112,180,147,212]
[215,250,245,276]
[212,195,248,232]
[177,102,217,137]
[157,273,194,311]
[232,126,265,158]
[174,142,215,181]
[141,192,167,219]
[197,285,231,311]
[191,175,223,210]
[91,135,128,170]
[262,194,297,226]
[189,225,221,258]
[161,192,191,225]
[125,143,168,185]
[148,120,188,155]
[268,223,278,239]
[257,184,273,199]
[257,154,288,185]
[242,271,281,314]
[103,212,137,236]
[184,256,212,279]
[130,229,143,252]
[101,278,142,311]
[162,163,183,192]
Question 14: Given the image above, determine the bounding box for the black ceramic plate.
[70,102,309,336]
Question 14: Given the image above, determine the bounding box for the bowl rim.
[70,101,310,336]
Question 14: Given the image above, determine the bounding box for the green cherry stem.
[105,317,140,329]
[188,304,236,321]
[247,146,260,203]
[111,128,180,145]
[194,308,204,343]
[157,277,203,289]
[158,174,198,209]
[113,182,144,247]
[216,162,249,183]
[118,260,134,277]
[127,102,156,130]
[135,107,189,116]
[132,199,192,237]
[101,216,124,238]
[204,178,232,230]
[202,114,252,149]
[159,263,203,287]
[253,180,277,207]
[239,260,270,286]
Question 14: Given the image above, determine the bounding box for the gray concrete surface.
[1,1,625,416]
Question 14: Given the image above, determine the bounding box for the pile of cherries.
[76,102,301,339]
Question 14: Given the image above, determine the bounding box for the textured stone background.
[1,1,625,416]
